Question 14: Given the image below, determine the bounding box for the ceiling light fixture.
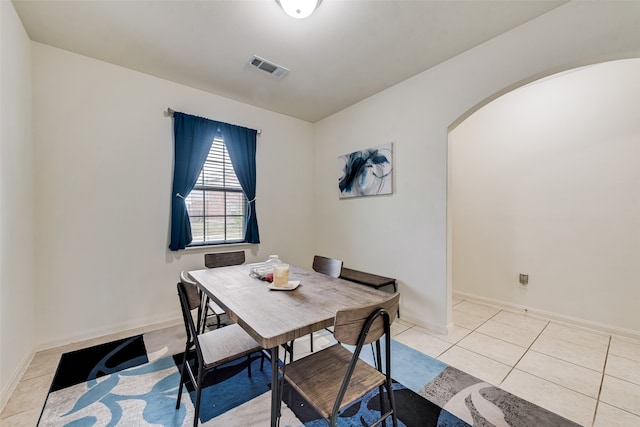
[276,0,322,19]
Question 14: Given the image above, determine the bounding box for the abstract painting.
[338,143,393,198]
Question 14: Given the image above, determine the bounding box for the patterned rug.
[37,325,580,426]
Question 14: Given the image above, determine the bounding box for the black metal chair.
[281,292,400,427]
[202,251,246,329]
[175,281,263,426]
[310,255,343,351]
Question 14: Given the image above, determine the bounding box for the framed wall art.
[338,143,393,198]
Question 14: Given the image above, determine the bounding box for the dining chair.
[312,255,343,278]
[202,251,246,329]
[175,281,264,427]
[179,271,210,334]
[281,292,400,427]
[310,255,343,351]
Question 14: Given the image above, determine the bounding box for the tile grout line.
[434,301,500,360]
[590,336,611,427]
[434,308,508,377]
[497,317,551,388]
[500,321,612,406]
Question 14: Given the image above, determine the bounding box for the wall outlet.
[519,274,529,286]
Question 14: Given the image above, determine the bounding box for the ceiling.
[12,0,565,122]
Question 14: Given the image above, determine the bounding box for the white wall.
[451,59,640,334]
[32,43,315,348]
[314,1,640,332]
[0,1,35,409]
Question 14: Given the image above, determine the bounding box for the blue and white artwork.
[338,143,393,198]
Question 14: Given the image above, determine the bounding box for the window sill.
[183,241,256,251]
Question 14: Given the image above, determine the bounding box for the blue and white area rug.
[38,325,580,426]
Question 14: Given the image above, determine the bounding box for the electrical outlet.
[519,274,529,286]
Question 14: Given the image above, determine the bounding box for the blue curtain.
[219,123,260,243]
[169,112,260,250]
[169,113,217,251]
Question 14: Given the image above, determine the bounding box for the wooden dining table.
[188,263,395,427]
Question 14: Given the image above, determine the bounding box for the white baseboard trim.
[0,349,35,414]
[36,312,182,352]
[398,312,449,335]
[454,290,640,340]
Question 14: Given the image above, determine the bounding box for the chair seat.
[207,299,225,316]
[198,323,261,368]
[283,343,386,419]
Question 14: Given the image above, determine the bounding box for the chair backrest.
[312,255,343,278]
[333,292,400,346]
[180,271,201,311]
[177,281,203,356]
[204,251,246,268]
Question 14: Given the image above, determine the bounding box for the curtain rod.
[165,108,261,136]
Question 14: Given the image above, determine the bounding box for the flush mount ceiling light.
[276,0,322,19]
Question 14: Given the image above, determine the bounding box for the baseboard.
[454,290,640,340]
[398,312,449,335]
[0,349,35,413]
[35,311,182,352]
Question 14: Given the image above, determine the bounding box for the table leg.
[270,346,280,427]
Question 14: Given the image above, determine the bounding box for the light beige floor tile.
[594,402,640,427]
[457,332,527,366]
[413,324,472,344]
[476,319,542,348]
[394,328,453,358]
[600,375,640,416]
[543,322,610,352]
[143,318,182,333]
[0,407,42,426]
[606,354,640,386]
[516,350,603,398]
[501,369,597,426]
[452,309,489,330]
[531,333,607,371]
[1,374,53,419]
[491,310,549,332]
[291,330,336,361]
[21,349,62,381]
[390,320,412,337]
[609,336,640,363]
[452,301,500,319]
[437,345,511,386]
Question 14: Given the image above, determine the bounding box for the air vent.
[249,55,289,78]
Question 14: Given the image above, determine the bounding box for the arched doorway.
[447,59,640,334]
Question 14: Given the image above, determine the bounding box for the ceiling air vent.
[249,55,289,78]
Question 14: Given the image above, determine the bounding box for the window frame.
[184,136,248,246]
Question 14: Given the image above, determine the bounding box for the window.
[184,137,247,245]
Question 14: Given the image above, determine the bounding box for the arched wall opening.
[447,59,640,337]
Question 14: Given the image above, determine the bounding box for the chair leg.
[176,345,189,409]
[378,384,386,427]
[310,332,314,352]
[215,313,221,329]
[388,380,398,427]
[193,364,205,427]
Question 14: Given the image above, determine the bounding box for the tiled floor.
[0,320,179,426]
[392,297,640,427]
[2,298,639,426]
